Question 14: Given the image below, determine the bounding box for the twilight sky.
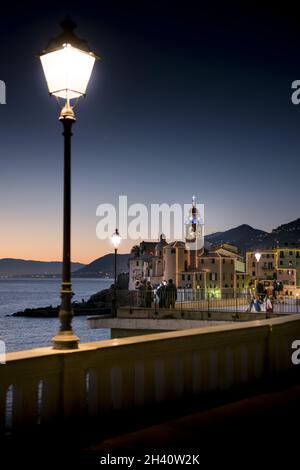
[0,1,300,263]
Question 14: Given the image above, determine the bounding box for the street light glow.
[40,43,96,99]
[111,229,122,249]
[255,252,262,262]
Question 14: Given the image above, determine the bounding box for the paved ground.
[2,374,300,467]
[81,383,300,467]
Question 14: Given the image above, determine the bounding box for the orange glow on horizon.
[0,221,135,264]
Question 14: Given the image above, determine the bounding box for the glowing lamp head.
[255,252,262,263]
[39,17,97,100]
[111,229,121,249]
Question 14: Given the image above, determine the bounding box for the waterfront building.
[246,247,300,295]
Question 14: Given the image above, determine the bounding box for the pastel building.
[246,247,300,294]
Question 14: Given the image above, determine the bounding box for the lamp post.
[111,229,121,315]
[39,17,97,349]
[255,252,262,294]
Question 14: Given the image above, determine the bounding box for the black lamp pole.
[53,103,79,349]
[39,17,97,349]
[114,247,118,315]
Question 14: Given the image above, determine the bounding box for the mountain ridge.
[0,259,85,276]
[73,253,131,278]
[205,218,300,251]
[1,218,300,276]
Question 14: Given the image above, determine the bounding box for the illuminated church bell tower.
[185,195,203,269]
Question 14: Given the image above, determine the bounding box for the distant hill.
[256,218,300,249]
[0,259,85,277]
[205,224,267,251]
[205,218,300,252]
[73,253,130,278]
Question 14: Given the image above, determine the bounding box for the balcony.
[0,314,299,437]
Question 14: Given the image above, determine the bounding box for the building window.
[171,249,175,254]
[187,275,191,281]
[280,261,283,266]
[136,261,139,266]
[252,262,255,267]
[182,274,185,281]
[280,251,284,258]
[223,259,225,264]
[252,271,255,276]
[211,259,215,264]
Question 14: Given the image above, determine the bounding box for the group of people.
[136,279,177,308]
[247,281,281,313]
[248,295,273,313]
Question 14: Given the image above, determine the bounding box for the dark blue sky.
[0,1,299,262]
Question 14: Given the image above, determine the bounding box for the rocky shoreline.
[9,286,131,318]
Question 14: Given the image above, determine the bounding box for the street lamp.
[39,17,97,349]
[254,252,262,293]
[254,252,262,263]
[111,229,122,315]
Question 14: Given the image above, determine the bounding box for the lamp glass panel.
[111,233,121,248]
[40,44,95,99]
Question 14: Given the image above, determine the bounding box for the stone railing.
[0,314,299,434]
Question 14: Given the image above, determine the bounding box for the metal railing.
[116,288,300,315]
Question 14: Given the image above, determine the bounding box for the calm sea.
[0,278,112,352]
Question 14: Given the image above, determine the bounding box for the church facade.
[128,197,248,294]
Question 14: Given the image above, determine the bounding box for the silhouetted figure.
[157,280,167,308]
[166,279,177,309]
[137,280,146,307]
[145,281,153,308]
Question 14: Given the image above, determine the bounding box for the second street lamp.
[255,252,262,293]
[39,17,97,349]
[111,229,121,315]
